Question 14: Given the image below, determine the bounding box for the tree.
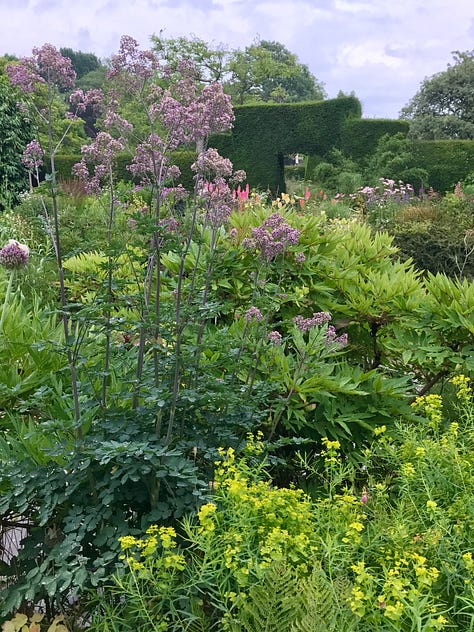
[151,33,230,84]
[228,39,326,104]
[59,47,101,79]
[401,50,474,139]
[151,34,326,105]
[0,76,32,209]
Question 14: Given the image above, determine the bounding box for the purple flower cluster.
[293,311,331,333]
[268,330,283,345]
[21,140,44,171]
[107,35,158,89]
[73,132,125,195]
[156,81,234,149]
[242,213,300,262]
[324,325,349,348]
[244,306,264,322]
[128,134,180,186]
[192,148,233,180]
[347,178,416,207]
[69,88,104,115]
[192,149,246,228]
[7,44,75,93]
[0,240,29,270]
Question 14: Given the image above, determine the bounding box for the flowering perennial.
[0,240,30,270]
[242,213,300,261]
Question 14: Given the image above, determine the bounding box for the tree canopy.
[151,34,326,105]
[401,50,474,140]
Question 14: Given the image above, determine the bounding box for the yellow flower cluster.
[450,374,473,404]
[351,551,442,625]
[411,394,443,429]
[321,436,341,467]
[118,525,185,573]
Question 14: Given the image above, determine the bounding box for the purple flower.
[244,306,263,322]
[293,311,331,333]
[21,140,44,171]
[243,213,300,262]
[324,325,348,347]
[0,240,29,270]
[295,251,306,263]
[7,44,75,93]
[268,330,282,345]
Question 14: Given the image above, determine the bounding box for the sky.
[1,0,473,118]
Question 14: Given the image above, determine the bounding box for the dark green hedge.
[212,96,362,193]
[341,119,410,162]
[411,140,474,192]
[49,151,197,191]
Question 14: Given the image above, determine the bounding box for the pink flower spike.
[304,186,310,201]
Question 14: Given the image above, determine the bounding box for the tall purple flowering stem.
[8,44,82,430]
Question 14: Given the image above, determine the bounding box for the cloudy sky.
[1,0,473,118]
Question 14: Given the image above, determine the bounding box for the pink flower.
[244,306,263,322]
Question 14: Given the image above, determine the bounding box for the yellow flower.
[401,462,416,477]
[118,535,139,551]
[426,500,438,511]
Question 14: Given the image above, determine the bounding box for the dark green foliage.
[0,77,32,210]
[212,96,362,193]
[0,410,207,616]
[401,50,474,140]
[341,118,409,163]
[367,133,429,192]
[50,150,197,189]
[411,140,474,192]
[390,194,474,280]
[59,48,101,79]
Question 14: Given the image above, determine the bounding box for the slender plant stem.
[0,271,14,332]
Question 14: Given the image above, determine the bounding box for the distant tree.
[401,50,474,139]
[60,47,101,79]
[151,34,325,105]
[0,54,18,75]
[151,33,230,84]
[228,39,326,104]
[0,76,31,209]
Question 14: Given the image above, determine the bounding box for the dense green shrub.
[411,140,474,192]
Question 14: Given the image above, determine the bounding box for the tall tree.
[227,39,326,104]
[60,47,101,79]
[401,50,474,139]
[151,33,230,83]
[151,34,326,105]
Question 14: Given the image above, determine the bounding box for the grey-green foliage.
[401,50,474,140]
[235,563,356,632]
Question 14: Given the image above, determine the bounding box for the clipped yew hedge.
[49,151,197,191]
[411,140,474,192]
[212,96,362,193]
